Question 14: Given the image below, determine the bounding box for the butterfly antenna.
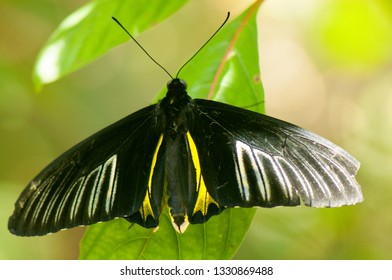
[112,17,173,79]
[175,12,230,78]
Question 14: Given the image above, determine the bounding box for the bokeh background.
[1,0,391,259]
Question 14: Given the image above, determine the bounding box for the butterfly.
[8,15,363,237]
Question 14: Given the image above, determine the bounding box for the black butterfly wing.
[189,99,362,209]
[9,105,165,236]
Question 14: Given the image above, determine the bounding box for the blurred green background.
[1,0,391,259]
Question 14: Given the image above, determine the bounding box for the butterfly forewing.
[8,105,163,236]
[190,99,362,209]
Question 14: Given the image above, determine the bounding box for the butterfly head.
[167,78,187,91]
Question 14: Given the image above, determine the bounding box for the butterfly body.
[9,78,362,236]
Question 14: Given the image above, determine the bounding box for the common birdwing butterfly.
[8,14,362,237]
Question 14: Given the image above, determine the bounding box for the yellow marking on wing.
[140,192,154,220]
[139,134,164,220]
[186,132,219,216]
[148,135,164,194]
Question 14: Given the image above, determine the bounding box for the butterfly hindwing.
[189,99,362,209]
[184,132,223,225]
[8,105,164,236]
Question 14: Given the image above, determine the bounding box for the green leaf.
[80,208,256,259]
[80,0,265,260]
[33,0,188,90]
